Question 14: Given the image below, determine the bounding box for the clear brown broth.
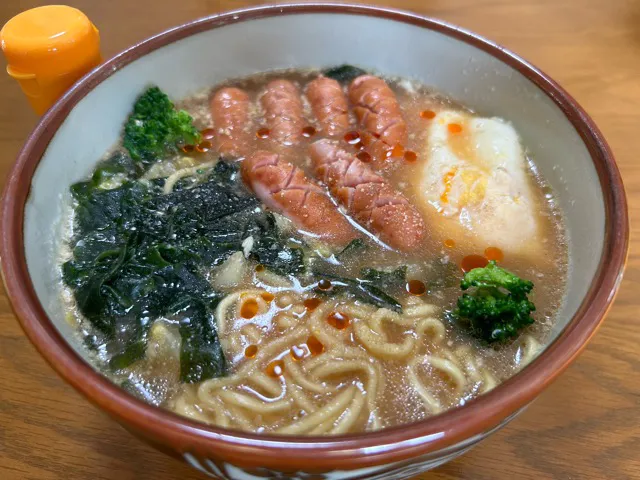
[179,68,566,332]
[63,68,568,433]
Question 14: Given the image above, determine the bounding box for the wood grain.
[1,1,638,479]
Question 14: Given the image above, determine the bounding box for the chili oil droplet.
[356,151,372,163]
[244,344,258,358]
[306,335,324,355]
[240,298,259,319]
[448,123,463,134]
[196,140,212,153]
[327,311,350,330]
[256,127,270,139]
[266,359,285,377]
[404,150,418,162]
[344,131,361,145]
[406,279,426,296]
[303,298,322,311]
[302,126,316,138]
[484,246,504,262]
[261,292,275,302]
[200,128,216,140]
[461,254,489,273]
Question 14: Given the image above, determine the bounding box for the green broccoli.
[123,86,201,166]
[455,261,535,342]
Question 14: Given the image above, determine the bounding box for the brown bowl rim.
[0,2,629,471]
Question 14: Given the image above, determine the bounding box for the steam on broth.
[58,66,567,434]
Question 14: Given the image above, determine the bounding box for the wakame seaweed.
[336,238,367,261]
[313,272,403,313]
[323,64,368,84]
[63,160,304,382]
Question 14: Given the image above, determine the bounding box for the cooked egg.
[417,110,541,256]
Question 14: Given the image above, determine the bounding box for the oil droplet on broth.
[306,335,324,355]
[240,298,259,319]
[420,110,436,119]
[386,144,405,158]
[327,311,350,330]
[356,151,372,163]
[406,279,426,296]
[302,126,316,138]
[303,298,322,311]
[196,140,212,153]
[444,239,456,248]
[261,292,275,303]
[200,128,216,140]
[317,279,332,291]
[484,246,504,262]
[256,127,270,139]
[266,359,285,377]
[404,150,418,162]
[244,344,258,358]
[344,131,361,145]
[461,254,489,273]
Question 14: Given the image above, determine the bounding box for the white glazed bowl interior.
[25,12,600,365]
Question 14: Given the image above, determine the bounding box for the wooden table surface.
[1,1,638,479]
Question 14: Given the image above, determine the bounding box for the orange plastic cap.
[1,5,102,114]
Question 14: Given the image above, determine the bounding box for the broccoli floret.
[455,261,535,342]
[461,260,533,297]
[123,86,201,166]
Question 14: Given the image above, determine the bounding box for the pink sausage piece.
[309,139,426,252]
[306,76,350,136]
[260,80,305,146]
[349,75,407,164]
[210,87,252,159]
[242,150,358,246]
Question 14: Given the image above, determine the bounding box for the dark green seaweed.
[336,238,367,261]
[63,161,304,382]
[313,272,403,313]
[323,64,368,84]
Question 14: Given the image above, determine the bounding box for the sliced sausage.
[261,80,305,146]
[349,75,407,164]
[210,87,252,159]
[242,150,358,246]
[306,76,350,136]
[309,139,426,252]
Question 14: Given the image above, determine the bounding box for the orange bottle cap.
[1,5,102,114]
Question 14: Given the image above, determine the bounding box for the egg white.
[417,110,541,257]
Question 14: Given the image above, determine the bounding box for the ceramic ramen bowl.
[0,4,628,479]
